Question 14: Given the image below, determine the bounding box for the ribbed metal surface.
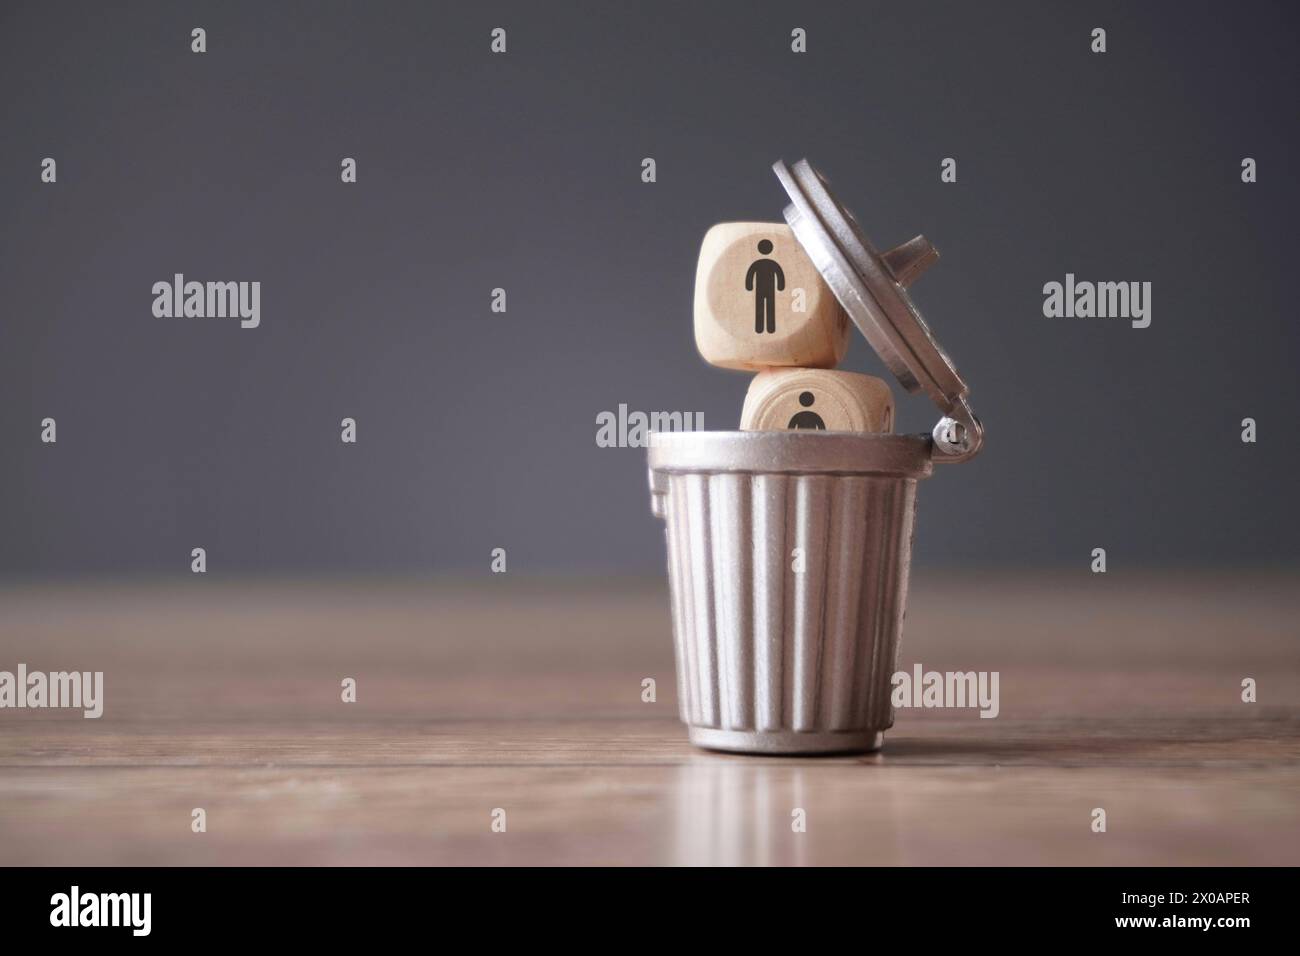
[659,468,918,739]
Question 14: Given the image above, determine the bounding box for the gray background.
[2,0,1297,577]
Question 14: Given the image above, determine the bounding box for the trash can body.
[649,431,933,754]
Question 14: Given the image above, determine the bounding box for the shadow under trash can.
[648,159,984,755]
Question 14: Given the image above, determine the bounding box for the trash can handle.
[648,467,669,518]
[930,397,983,464]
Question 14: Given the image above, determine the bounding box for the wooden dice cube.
[740,368,894,433]
[694,222,850,371]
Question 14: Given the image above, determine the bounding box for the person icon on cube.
[787,391,826,430]
[745,239,785,334]
[694,223,848,370]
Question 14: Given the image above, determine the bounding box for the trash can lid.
[774,159,982,462]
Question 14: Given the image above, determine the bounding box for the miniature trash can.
[647,158,984,755]
[649,431,932,754]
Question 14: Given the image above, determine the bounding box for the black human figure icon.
[787,391,826,430]
[745,239,785,334]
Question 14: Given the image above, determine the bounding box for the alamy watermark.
[152,273,260,328]
[0,664,103,718]
[1042,273,1151,328]
[50,886,150,936]
[596,404,703,448]
[892,664,999,718]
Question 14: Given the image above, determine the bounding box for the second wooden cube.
[740,368,894,433]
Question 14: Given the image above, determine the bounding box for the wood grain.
[0,572,1296,865]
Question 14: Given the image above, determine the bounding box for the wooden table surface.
[1,571,1296,866]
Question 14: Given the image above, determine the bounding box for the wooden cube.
[740,368,894,433]
[694,222,850,371]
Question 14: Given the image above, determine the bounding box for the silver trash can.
[649,431,931,754]
[647,158,984,755]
